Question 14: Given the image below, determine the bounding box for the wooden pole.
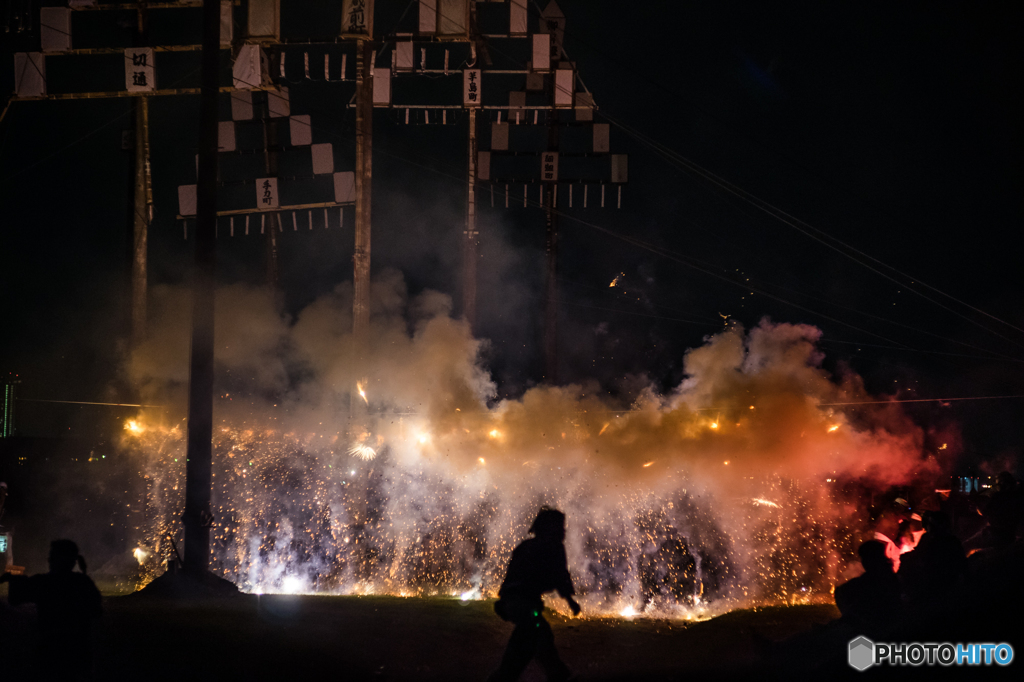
[463,107,478,328]
[182,0,220,575]
[353,39,373,341]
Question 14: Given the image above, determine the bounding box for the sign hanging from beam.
[256,178,280,209]
[541,152,559,182]
[125,48,155,92]
[342,0,374,36]
[464,69,481,107]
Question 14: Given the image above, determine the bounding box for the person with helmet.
[488,507,581,682]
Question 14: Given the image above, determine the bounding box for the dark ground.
[1,593,840,681]
[1,585,1021,681]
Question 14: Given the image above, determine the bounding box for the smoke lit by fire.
[120,275,949,615]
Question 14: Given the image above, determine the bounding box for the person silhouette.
[898,510,967,605]
[488,507,580,682]
[833,540,901,636]
[1,539,103,680]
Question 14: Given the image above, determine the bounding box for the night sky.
[1,1,1021,466]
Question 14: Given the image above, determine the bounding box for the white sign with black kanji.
[256,177,279,209]
[463,69,481,107]
[541,151,559,182]
[125,48,155,92]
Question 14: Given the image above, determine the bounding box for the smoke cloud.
[121,270,947,615]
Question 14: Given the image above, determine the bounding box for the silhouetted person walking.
[833,540,901,636]
[488,507,580,682]
[1,539,102,681]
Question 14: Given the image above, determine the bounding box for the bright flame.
[939,443,947,450]
[751,498,781,508]
[478,457,486,465]
[488,429,501,439]
[642,461,655,468]
[356,382,368,404]
[609,272,624,287]
[710,422,719,429]
[827,424,840,433]
[460,587,482,601]
[132,547,148,565]
[281,576,305,594]
[620,605,636,618]
[125,420,144,434]
[417,432,430,444]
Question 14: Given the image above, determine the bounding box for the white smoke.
[121,270,946,615]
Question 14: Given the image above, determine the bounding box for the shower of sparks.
[348,442,377,460]
[117,362,925,619]
[609,273,624,287]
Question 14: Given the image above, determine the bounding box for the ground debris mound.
[130,567,241,600]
